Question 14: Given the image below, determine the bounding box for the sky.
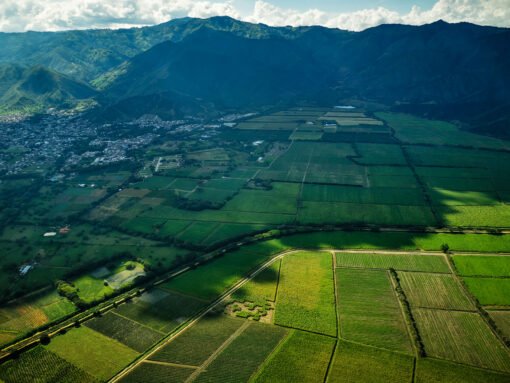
[0,0,509,32]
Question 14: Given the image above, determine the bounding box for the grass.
[47,326,139,381]
[453,256,510,277]
[73,275,115,304]
[463,278,510,306]
[0,346,96,383]
[336,268,413,353]
[414,308,510,372]
[232,260,280,304]
[150,314,244,365]
[120,363,193,383]
[84,311,163,352]
[335,252,450,272]
[274,251,337,336]
[177,221,220,244]
[326,340,414,383]
[415,357,510,383]
[194,322,288,383]
[398,272,475,310]
[252,330,335,383]
[114,289,207,333]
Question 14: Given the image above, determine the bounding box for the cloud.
[0,0,509,32]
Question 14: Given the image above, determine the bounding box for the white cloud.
[0,0,509,32]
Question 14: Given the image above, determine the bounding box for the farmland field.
[120,363,193,383]
[252,330,336,383]
[413,308,510,372]
[453,255,510,277]
[336,268,412,352]
[47,326,139,381]
[274,251,337,336]
[326,340,414,383]
[462,277,510,306]
[398,272,475,310]
[334,252,450,272]
[488,311,510,338]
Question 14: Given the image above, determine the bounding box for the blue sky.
[0,0,509,32]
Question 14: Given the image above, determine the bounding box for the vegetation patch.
[275,251,337,336]
[335,252,449,273]
[463,277,510,306]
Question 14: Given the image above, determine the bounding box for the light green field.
[47,326,138,381]
[356,143,407,165]
[327,340,414,383]
[463,277,510,305]
[415,357,510,383]
[414,308,510,372]
[232,260,280,305]
[274,251,337,336]
[73,275,115,304]
[438,205,510,227]
[398,272,475,310]
[336,268,412,353]
[335,252,449,272]
[453,256,510,277]
[253,330,335,383]
[429,188,500,206]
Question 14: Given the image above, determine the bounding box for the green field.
[335,252,449,272]
[232,260,280,304]
[84,311,163,352]
[398,272,475,310]
[463,277,510,306]
[0,346,95,383]
[453,256,510,277]
[47,326,138,381]
[120,363,193,383]
[336,268,412,352]
[327,340,414,383]
[274,251,337,336]
[488,311,510,338]
[150,314,243,365]
[194,322,288,383]
[414,309,510,372]
[415,357,510,383]
[253,330,336,383]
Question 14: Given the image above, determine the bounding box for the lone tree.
[441,243,450,254]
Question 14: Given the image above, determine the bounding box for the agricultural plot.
[47,326,139,381]
[334,252,450,272]
[441,204,510,228]
[414,308,510,372]
[429,188,500,206]
[488,311,510,338]
[194,322,288,383]
[150,314,244,366]
[161,246,276,301]
[336,268,412,353]
[232,260,280,305]
[298,201,436,226]
[0,346,95,383]
[415,357,510,383]
[274,251,337,336]
[301,184,426,206]
[326,340,414,383]
[253,330,336,383]
[0,290,76,347]
[114,289,207,333]
[398,272,475,310]
[355,143,407,165]
[462,278,510,306]
[453,255,510,277]
[121,363,193,383]
[84,311,163,352]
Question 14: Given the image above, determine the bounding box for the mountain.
[1,17,509,136]
[0,17,335,83]
[0,65,96,114]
